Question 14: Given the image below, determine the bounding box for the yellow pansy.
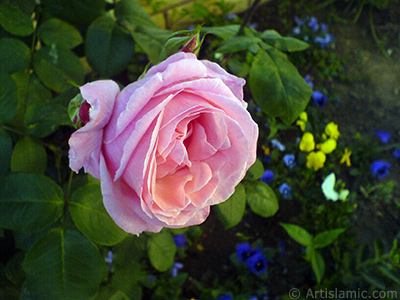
[340,148,352,167]
[296,112,308,131]
[319,138,337,154]
[306,151,326,171]
[325,122,340,139]
[299,132,315,152]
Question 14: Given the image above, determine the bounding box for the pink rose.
[69,52,258,235]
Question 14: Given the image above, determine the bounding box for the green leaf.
[261,30,309,52]
[280,223,313,246]
[201,25,240,40]
[22,227,106,300]
[360,271,386,289]
[244,159,264,180]
[33,45,84,93]
[0,173,64,233]
[313,228,345,249]
[109,291,130,300]
[0,3,33,36]
[148,230,177,272]
[0,38,30,73]
[38,18,83,49]
[0,70,18,124]
[131,26,171,63]
[0,128,12,176]
[245,180,279,218]
[41,0,105,26]
[311,250,325,283]
[85,13,135,77]
[69,183,128,246]
[216,36,261,54]
[214,183,246,229]
[114,0,157,30]
[25,100,71,138]
[10,136,47,173]
[248,49,312,124]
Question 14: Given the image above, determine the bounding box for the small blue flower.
[226,13,237,20]
[236,243,258,263]
[307,17,319,31]
[294,16,304,26]
[248,297,258,300]
[373,130,391,143]
[312,90,328,107]
[314,34,334,48]
[249,23,258,30]
[260,170,274,184]
[320,23,328,31]
[173,234,186,247]
[370,161,391,179]
[283,154,296,169]
[216,294,233,300]
[271,138,286,151]
[393,147,400,158]
[278,183,291,198]
[171,262,184,277]
[293,26,301,35]
[246,252,268,275]
[304,75,314,89]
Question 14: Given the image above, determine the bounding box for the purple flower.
[246,251,268,275]
[312,90,328,107]
[283,154,296,169]
[236,243,259,263]
[371,161,391,179]
[373,130,391,143]
[171,262,184,277]
[260,169,274,184]
[307,17,319,31]
[304,75,314,89]
[173,234,186,247]
[393,147,400,158]
[294,16,304,26]
[278,183,291,198]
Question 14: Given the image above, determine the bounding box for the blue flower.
[249,23,258,30]
[314,34,334,48]
[294,16,304,26]
[216,294,233,300]
[271,138,286,151]
[283,154,296,169]
[278,183,291,198]
[373,130,391,143]
[312,90,328,107]
[304,75,314,89]
[307,17,319,31]
[173,234,186,247]
[293,26,301,35]
[171,262,184,277]
[260,170,274,184]
[246,252,268,275]
[393,147,400,158]
[248,297,258,300]
[226,13,237,20]
[236,243,258,263]
[320,23,328,31]
[370,161,391,179]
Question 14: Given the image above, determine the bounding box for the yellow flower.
[296,112,308,131]
[306,151,326,171]
[325,122,340,139]
[319,138,337,154]
[340,148,352,167]
[262,145,270,156]
[299,132,315,152]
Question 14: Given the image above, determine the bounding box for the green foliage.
[10,136,47,173]
[0,38,30,74]
[0,173,64,233]
[22,227,106,300]
[214,183,246,229]
[38,18,83,49]
[0,3,33,36]
[69,183,129,246]
[147,229,177,272]
[0,71,18,124]
[245,180,279,218]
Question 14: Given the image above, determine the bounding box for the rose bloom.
[69,52,258,235]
